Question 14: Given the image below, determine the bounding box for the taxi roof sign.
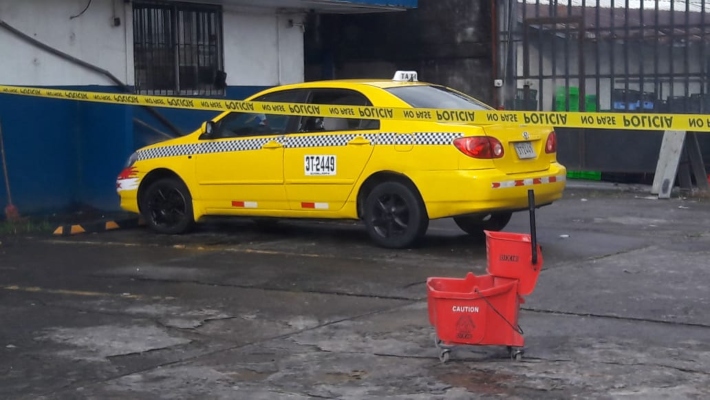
[393,71,418,82]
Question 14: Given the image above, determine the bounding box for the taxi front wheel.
[140,177,195,235]
[364,181,428,249]
[453,212,512,236]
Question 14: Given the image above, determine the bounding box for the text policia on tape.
[1,84,709,133]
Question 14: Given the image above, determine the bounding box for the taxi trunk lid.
[481,124,554,174]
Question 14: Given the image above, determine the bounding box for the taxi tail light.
[545,131,557,153]
[454,136,504,159]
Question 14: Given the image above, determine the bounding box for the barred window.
[133,1,225,96]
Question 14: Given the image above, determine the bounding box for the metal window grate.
[497,0,710,113]
[133,1,224,96]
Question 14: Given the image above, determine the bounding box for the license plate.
[304,155,337,176]
[514,142,536,159]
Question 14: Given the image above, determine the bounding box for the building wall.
[0,0,306,215]
[0,2,305,87]
[223,9,305,86]
[304,0,493,104]
[0,0,132,86]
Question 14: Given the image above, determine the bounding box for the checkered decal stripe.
[367,133,396,145]
[413,132,461,145]
[395,134,413,145]
[284,134,356,148]
[135,132,464,161]
[199,138,270,154]
[136,144,198,161]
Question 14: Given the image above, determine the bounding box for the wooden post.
[686,132,710,191]
[651,131,686,199]
[651,130,709,199]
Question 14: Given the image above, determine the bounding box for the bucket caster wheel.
[507,346,524,361]
[439,349,451,363]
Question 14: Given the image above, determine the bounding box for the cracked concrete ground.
[1,185,709,399]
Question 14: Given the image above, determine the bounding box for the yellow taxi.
[116,71,566,248]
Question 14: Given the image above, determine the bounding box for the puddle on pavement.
[434,365,512,395]
[35,325,191,362]
[319,370,368,384]
[225,368,273,382]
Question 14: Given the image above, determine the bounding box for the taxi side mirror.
[200,120,217,139]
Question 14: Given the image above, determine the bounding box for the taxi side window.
[299,89,380,133]
[210,90,307,139]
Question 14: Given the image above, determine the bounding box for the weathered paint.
[0,0,417,213]
[0,0,131,86]
[0,1,305,88]
[0,0,298,213]
[305,0,492,103]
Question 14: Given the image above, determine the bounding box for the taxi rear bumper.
[409,163,567,219]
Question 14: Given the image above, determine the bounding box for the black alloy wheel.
[141,177,195,235]
[453,212,513,237]
[364,181,428,249]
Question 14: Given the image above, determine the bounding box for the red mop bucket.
[485,231,542,296]
[426,190,542,362]
[486,189,543,296]
[427,272,524,362]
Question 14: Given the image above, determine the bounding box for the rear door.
[283,89,379,212]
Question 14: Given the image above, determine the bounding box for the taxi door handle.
[348,136,371,146]
[262,140,283,150]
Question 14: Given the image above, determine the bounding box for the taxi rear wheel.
[453,212,512,236]
[140,177,195,235]
[364,181,428,249]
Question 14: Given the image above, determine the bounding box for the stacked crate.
[555,86,602,181]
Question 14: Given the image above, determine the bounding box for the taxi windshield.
[385,85,491,110]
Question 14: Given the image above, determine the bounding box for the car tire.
[140,177,195,235]
[453,212,512,236]
[364,181,428,249]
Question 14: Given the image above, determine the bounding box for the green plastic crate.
[555,86,580,111]
[581,171,601,180]
[567,170,601,180]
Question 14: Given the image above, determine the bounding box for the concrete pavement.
[1,186,709,399]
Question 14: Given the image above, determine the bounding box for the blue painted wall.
[0,90,79,215]
[0,85,268,216]
[132,86,268,148]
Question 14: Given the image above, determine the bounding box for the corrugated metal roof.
[520,0,707,12]
[169,0,417,13]
[518,1,708,42]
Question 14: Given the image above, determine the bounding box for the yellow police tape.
[2,84,710,132]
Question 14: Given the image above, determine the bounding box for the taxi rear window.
[385,85,491,110]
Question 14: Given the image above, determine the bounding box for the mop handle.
[0,120,12,205]
[528,189,538,265]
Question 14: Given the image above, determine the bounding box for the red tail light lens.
[545,131,557,153]
[453,137,504,159]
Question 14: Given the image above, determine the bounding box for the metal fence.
[133,1,224,96]
[497,0,710,114]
